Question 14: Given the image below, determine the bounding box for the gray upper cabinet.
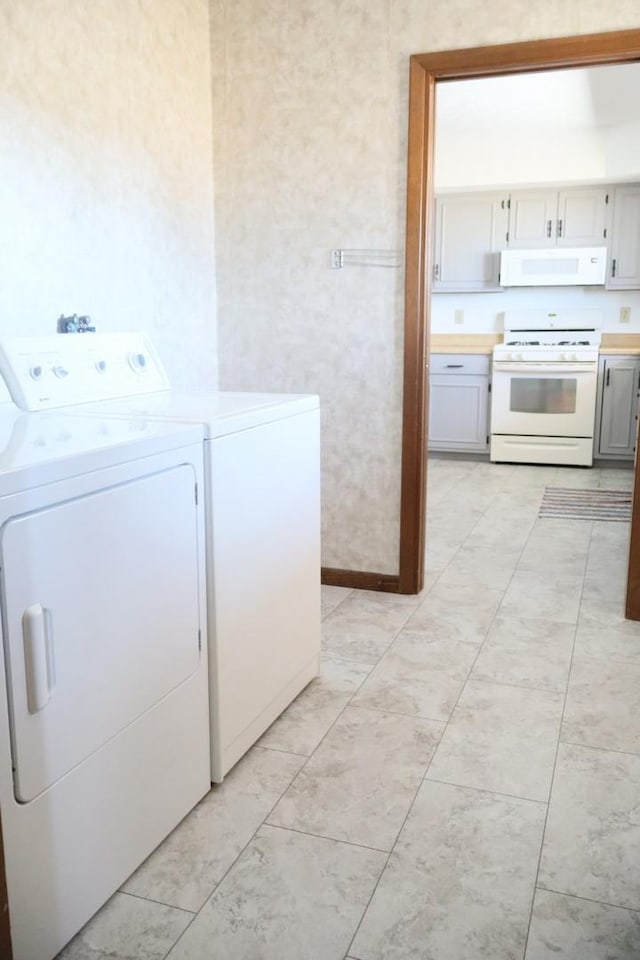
[433,193,508,292]
[597,355,640,459]
[608,185,640,289]
[507,190,558,247]
[432,184,621,292]
[508,187,608,248]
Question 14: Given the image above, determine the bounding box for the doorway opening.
[399,29,640,604]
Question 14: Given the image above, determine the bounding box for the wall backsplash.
[432,288,640,334]
[0,0,217,393]
[210,0,640,575]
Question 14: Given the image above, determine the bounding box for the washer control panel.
[0,334,171,411]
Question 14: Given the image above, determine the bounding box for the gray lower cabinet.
[428,354,490,453]
[596,355,640,458]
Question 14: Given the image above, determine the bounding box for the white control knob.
[52,365,69,379]
[29,365,43,380]
[128,352,147,374]
[95,359,107,373]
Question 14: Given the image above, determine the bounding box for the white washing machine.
[0,375,210,960]
[0,335,321,782]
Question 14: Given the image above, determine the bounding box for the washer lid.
[68,390,320,437]
[0,409,203,498]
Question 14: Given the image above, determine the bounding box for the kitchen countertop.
[600,334,640,355]
[430,335,499,355]
[430,333,640,356]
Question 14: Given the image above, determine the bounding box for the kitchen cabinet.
[596,355,640,459]
[608,185,640,289]
[432,193,508,292]
[428,354,490,453]
[507,187,608,248]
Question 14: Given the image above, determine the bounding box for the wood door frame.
[399,28,640,596]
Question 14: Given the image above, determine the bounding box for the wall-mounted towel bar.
[331,249,402,269]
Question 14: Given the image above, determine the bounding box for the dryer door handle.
[22,603,55,713]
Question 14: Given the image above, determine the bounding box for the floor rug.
[539,487,632,521]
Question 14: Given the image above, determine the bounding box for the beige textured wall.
[0,0,217,391]
[210,0,640,574]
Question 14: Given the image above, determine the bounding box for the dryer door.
[1,464,201,802]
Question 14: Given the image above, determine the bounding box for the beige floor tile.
[322,591,418,664]
[562,657,640,754]
[525,889,640,960]
[121,746,304,912]
[406,581,503,644]
[321,584,352,618]
[423,535,463,570]
[165,825,386,960]
[539,743,640,910]
[499,570,583,624]
[352,629,477,721]
[259,657,371,755]
[471,616,574,692]
[517,527,591,574]
[464,523,534,553]
[57,892,192,960]
[584,544,629,585]
[438,545,521,591]
[426,680,563,801]
[268,705,443,850]
[350,781,545,960]
[574,614,640,664]
[596,469,634,489]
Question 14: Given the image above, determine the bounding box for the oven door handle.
[493,363,596,374]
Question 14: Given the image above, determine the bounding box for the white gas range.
[490,310,602,466]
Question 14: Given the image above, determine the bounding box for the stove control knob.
[52,365,69,379]
[29,365,43,380]
[95,359,107,374]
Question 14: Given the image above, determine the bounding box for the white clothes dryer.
[0,335,321,783]
[0,377,210,960]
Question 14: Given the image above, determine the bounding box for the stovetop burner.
[495,311,602,365]
[506,338,593,347]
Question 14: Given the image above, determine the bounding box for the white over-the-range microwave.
[499,246,607,287]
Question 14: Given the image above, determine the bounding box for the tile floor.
[58,458,640,960]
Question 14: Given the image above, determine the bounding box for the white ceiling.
[436,62,640,131]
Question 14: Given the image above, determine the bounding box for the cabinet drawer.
[430,354,491,376]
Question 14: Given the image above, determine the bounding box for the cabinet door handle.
[612,258,617,278]
[445,364,464,369]
[606,368,610,387]
[433,263,440,280]
[557,218,563,238]
[546,219,552,238]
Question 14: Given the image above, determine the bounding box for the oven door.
[491,361,598,438]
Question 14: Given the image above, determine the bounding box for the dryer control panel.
[0,334,171,411]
